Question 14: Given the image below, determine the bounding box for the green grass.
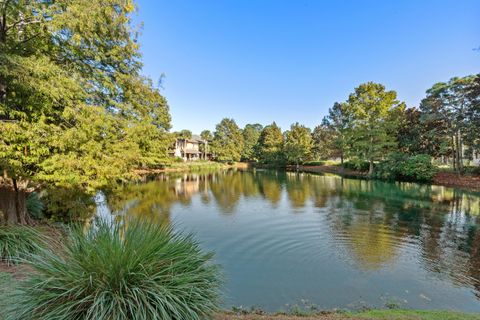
[354,309,480,320]
[0,226,44,265]
[167,160,231,171]
[8,218,222,320]
[0,272,18,320]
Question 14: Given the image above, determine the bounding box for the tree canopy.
[256,122,284,165]
[241,123,263,161]
[284,123,313,165]
[211,118,244,162]
[0,0,172,223]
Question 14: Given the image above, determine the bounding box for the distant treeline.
[197,78,480,179]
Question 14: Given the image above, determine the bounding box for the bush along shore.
[1,219,222,320]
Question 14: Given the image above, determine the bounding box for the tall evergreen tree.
[420,76,476,172]
[256,122,284,165]
[284,123,313,165]
[241,123,263,161]
[322,102,352,166]
[347,82,405,174]
[211,118,244,162]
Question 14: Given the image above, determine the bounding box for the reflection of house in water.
[171,135,212,161]
[172,174,201,197]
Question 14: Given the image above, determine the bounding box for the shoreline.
[215,310,480,319]
[216,310,480,320]
[294,165,480,192]
[0,264,478,320]
[133,162,479,192]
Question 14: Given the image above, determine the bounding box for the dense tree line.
[0,0,173,223]
[207,77,480,178]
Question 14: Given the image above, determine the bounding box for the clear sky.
[134,0,480,133]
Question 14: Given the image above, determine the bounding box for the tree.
[347,82,405,175]
[241,123,263,161]
[284,123,313,165]
[175,130,192,140]
[311,124,334,160]
[322,102,352,166]
[200,130,213,141]
[0,0,172,224]
[464,75,480,159]
[420,76,477,172]
[256,122,284,165]
[211,118,244,162]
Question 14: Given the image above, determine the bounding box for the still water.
[98,170,480,312]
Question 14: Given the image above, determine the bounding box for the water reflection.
[103,170,480,310]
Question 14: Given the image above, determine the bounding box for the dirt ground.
[433,172,480,192]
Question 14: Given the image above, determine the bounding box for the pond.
[98,170,480,312]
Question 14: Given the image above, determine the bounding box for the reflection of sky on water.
[101,170,480,312]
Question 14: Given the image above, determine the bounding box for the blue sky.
[134,0,480,133]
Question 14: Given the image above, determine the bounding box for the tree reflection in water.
[103,169,480,297]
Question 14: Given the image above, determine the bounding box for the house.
[473,151,480,166]
[171,135,212,161]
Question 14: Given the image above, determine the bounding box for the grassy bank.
[1,269,479,320]
[217,310,480,319]
[134,161,250,174]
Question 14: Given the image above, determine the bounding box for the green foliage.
[200,130,213,141]
[0,0,172,223]
[256,122,285,165]
[241,123,263,161]
[175,129,193,139]
[311,124,335,160]
[26,192,44,219]
[374,153,437,182]
[420,75,479,173]
[211,118,244,162]
[0,226,42,265]
[464,166,480,175]
[284,122,313,164]
[320,102,352,162]
[346,82,405,173]
[9,219,222,320]
[343,159,370,172]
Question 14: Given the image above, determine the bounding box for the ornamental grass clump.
[0,225,43,265]
[9,219,222,320]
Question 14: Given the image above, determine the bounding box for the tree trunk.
[0,180,31,224]
[457,130,463,173]
[452,135,457,173]
[340,154,344,174]
[0,186,28,225]
[12,178,28,224]
[454,131,462,174]
[368,159,374,176]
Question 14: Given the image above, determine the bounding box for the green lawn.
[354,309,480,320]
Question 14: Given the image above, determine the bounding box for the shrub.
[26,192,44,219]
[343,159,370,172]
[464,166,480,175]
[0,226,43,265]
[10,218,222,320]
[374,153,437,182]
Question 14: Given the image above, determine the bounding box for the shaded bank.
[294,165,480,192]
